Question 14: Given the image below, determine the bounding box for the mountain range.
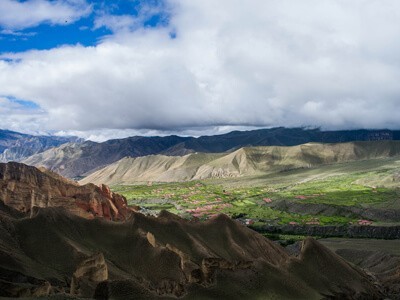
[80,140,400,185]
[21,127,400,178]
[0,129,80,163]
[0,162,388,299]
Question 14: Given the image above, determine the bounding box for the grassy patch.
[262,233,313,246]
[112,163,400,226]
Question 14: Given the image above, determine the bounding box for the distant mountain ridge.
[80,140,400,185]
[23,127,400,178]
[0,129,81,162]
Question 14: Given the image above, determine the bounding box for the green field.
[112,157,400,227]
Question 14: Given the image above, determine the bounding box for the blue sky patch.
[2,96,41,110]
[0,21,112,53]
[0,0,172,54]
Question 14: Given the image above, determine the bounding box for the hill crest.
[80,140,400,185]
[22,127,400,178]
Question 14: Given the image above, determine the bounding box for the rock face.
[0,162,135,220]
[0,201,388,299]
[0,269,51,298]
[0,163,393,299]
[71,253,108,298]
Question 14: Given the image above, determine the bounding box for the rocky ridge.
[0,205,385,299]
[0,162,395,299]
[22,127,400,178]
[0,162,135,220]
[0,129,80,162]
[80,141,400,185]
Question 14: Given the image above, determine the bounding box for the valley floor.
[112,156,400,229]
[319,238,400,256]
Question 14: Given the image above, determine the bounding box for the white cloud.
[93,14,139,33]
[1,0,400,139]
[0,0,91,30]
[93,1,171,33]
[0,29,37,37]
[54,125,266,142]
[0,96,47,133]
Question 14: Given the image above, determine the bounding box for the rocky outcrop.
[0,202,388,299]
[0,268,52,298]
[0,280,51,298]
[144,227,255,292]
[71,253,108,298]
[0,162,136,220]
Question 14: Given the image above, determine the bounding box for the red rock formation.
[0,162,137,220]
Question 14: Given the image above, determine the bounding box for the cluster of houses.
[235,218,256,226]
[186,203,232,218]
[357,219,373,226]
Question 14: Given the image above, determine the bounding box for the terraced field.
[113,157,400,228]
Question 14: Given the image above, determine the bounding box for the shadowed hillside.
[0,204,384,299]
[22,128,400,178]
[0,162,395,299]
[80,141,400,185]
[0,129,80,163]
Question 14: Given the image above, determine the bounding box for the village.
[113,177,379,228]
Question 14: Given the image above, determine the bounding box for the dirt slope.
[0,205,384,299]
[80,141,400,185]
[22,128,400,178]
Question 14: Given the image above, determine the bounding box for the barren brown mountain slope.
[21,128,400,179]
[0,162,135,220]
[0,203,384,299]
[80,141,400,185]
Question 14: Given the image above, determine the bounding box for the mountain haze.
[0,129,80,162]
[80,141,400,185]
[23,128,400,178]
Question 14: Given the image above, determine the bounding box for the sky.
[1,0,400,141]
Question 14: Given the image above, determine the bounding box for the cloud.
[93,14,139,33]
[0,96,47,133]
[1,0,400,138]
[93,0,171,33]
[54,125,265,142]
[0,0,92,30]
[0,29,37,37]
